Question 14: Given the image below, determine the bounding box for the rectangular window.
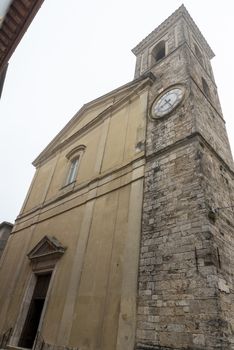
[66,157,79,185]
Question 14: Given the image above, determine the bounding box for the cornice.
[181,8,214,59]
[33,75,154,167]
[132,4,214,59]
[0,0,45,74]
[32,79,142,167]
[13,156,145,233]
[147,131,234,177]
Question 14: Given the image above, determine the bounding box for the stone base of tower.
[136,344,180,350]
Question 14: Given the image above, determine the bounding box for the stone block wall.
[134,20,234,344]
[136,137,228,349]
[199,144,234,348]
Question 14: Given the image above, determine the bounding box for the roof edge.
[32,74,154,167]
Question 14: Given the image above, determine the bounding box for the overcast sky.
[1,0,234,223]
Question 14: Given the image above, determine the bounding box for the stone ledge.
[136,344,205,350]
[136,344,178,350]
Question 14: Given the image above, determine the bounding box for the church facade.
[0,5,233,350]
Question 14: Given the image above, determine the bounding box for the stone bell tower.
[133,5,234,350]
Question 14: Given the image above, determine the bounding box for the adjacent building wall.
[0,221,13,258]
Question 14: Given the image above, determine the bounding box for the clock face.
[152,87,184,117]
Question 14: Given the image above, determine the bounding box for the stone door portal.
[18,273,51,349]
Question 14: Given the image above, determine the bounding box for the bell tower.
[133,5,234,350]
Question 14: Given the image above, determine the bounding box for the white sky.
[1,0,234,223]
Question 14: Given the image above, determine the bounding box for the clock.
[151,86,185,118]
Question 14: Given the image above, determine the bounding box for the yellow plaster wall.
[1,89,147,350]
[63,101,114,140]
[23,156,58,212]
[0,205,84,337]
[31,206,84,342]
[69,185,133,350]
[45,126,102,202]
[22,92,147,213]
[101,96,146,172]
[101,106,129,172]
[0,178,143,350]
[123,96,146,161]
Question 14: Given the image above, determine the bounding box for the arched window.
[152,40,166,62]
[65,145,86,185]
[194,44,203,64]
[202,77,211,99]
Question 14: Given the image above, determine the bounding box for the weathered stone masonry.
[134,5,234,350]
[137,137,234,349]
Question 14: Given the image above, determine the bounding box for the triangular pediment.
[33,75,154,167]
[28,236,66,261]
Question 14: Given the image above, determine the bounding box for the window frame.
[65,156,80,185]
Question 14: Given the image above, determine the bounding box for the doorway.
[18,273,51,349]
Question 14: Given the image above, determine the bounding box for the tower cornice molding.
[132,5,214,59]
[146,131,234,177]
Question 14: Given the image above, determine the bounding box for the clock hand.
[159,99,171,110]
[159,101,168,110]
[158,96,173,112]
[165,98,172,106]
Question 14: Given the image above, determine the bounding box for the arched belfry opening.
[152,40,166,63]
